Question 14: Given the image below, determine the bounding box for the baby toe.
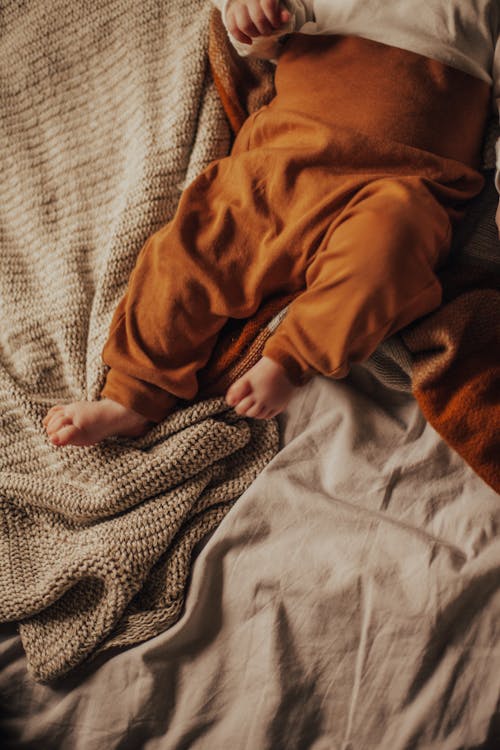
[226,377,252,406]
[46,414,72,436]
[50,424,81,447]
[245,401,267,418]
[43,404,64,426]
[234,395,256,416]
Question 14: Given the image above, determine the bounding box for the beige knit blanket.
[0,0,279,682]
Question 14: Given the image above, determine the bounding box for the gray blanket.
[1,373,499,748]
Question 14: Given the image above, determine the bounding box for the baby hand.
[225,0,291,45]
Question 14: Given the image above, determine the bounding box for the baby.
[43,0,500,447]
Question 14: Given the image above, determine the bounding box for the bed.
[1,1,499,748]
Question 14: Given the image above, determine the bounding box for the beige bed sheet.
[1,369,499,749]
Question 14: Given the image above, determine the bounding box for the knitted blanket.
[0,0,280,682]
[209,9,500,494]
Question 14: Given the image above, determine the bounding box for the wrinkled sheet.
[1,370,499,749]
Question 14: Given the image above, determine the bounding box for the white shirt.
[214,0,500,186]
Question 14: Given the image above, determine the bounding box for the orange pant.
[101,35,489,421]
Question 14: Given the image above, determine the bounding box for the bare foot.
[225,356,297,419]
[43,398,153,447]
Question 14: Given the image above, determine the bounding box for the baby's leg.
[43,124,315,444]
[256,177,453,386]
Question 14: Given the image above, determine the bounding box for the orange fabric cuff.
[100,368,178,423]
[262,339,315,387]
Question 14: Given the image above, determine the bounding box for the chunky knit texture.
[0,0,279,682]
